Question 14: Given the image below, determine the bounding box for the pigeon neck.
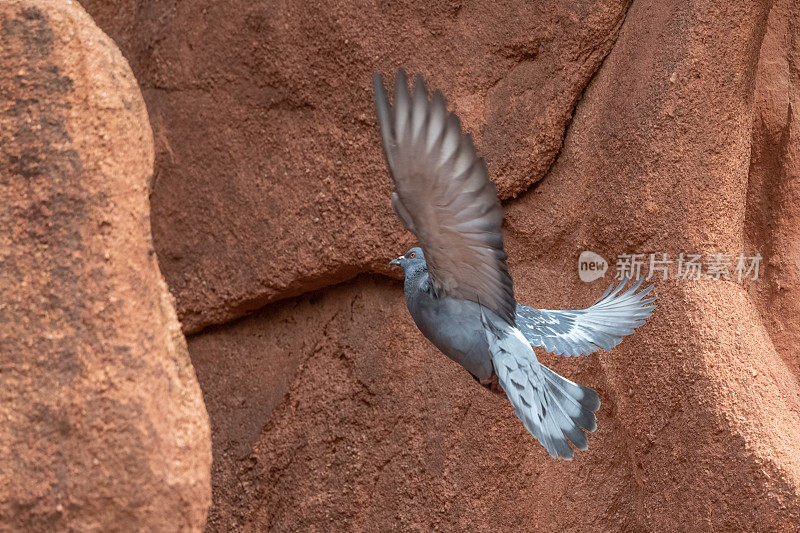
[405,262,427,279]
[404,264,430,294]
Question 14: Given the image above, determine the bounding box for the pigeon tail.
[480,307,600,459]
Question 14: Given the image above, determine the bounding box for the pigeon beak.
[389,256,402,266]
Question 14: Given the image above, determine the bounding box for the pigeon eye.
[409,252,416,258]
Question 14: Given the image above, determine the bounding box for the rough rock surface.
[84,0,800,531]
[502,0,800,526]
[746,0,800,373]
[192,278,628,531]
[0,1,211,530]
[83,0,631,333]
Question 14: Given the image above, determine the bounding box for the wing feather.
[516,277,656,356]
[373,69,515,322]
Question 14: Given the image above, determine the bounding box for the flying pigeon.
[373,69,656,459]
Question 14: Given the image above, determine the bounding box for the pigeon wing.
[373,69,515,323]
[516,277,656,356]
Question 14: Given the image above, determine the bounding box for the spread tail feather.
[481,308,600,459]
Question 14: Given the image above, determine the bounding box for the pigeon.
[374,69,656,459]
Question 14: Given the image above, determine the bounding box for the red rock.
[83,0,800,530]
[193,279,626,531]
[745,0,800,372]
[503,0,800,527]
[84,0,630,334]
[0,1,211,530]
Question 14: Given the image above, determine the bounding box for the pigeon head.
[389,247,425,271]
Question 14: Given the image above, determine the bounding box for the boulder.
[0,1,211,529]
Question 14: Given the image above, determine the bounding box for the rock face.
[505,0,800,527]
[82,0,800,531]
[193,278,628,531]
[82,0,631,334]
[0,1,211,530]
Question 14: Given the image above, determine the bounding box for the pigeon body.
[394,248,494,381]
[376,70,655,459]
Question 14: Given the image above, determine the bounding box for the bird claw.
[478,374,504,396]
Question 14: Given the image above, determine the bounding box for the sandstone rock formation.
[83,0,632,334]
[83,0,800,530]
[0,1,211,529]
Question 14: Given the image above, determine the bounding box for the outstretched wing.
[373,69,515,323]
[479,309,600,460]
[516,277,656,357]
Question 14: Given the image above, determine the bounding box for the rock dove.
[374,69,656,459]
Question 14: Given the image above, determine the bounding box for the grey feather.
[479,307,600,460]
[377,70,655,460]
[373,69,515,323]
[516,276,656,357]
